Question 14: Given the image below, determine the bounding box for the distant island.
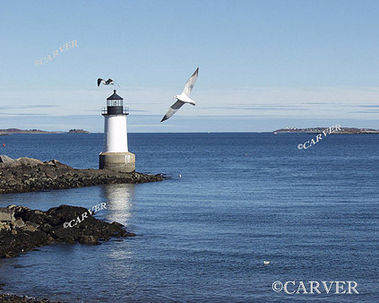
[0,128,60,134]
[273,127,379,134]
[0,128,90,135]
[68,129,90,134]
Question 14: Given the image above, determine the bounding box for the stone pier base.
[99,152,135,173]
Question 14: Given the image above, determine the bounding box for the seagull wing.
[106,79,114,85]
[97,78,103,87]
[181,67,199,97]
[161,100,185,122]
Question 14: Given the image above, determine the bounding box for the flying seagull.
[161,67,199,122]
[97,78,117,87]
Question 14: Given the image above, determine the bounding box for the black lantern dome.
[102,90,128,115]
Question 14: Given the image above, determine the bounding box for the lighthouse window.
[107,100,123,107]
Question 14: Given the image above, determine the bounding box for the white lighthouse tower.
[99,90,135,172]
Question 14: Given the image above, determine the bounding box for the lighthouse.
[99,90,135,172]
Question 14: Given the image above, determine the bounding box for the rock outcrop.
[0,205,135,259]
[0,155,13,164]
[0,156,163,194]
[0,293,62,303]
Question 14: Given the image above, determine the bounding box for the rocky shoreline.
[0,204,135,302]
[0,156,163,194]
[0,204,135,258]
[0,156,162,302]
[0,293,62,302]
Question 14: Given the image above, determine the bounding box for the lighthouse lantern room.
[99,90,135,172]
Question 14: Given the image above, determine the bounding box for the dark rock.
[0,205,135,259]
[12,219,25,229]
[0,209,15,222]
[78,235,98,245]
[0,157,164,194]
[0,293,62,302]
[0,155,13,163]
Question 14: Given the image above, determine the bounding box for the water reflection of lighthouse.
[101,184,135,226]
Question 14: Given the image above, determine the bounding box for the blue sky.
[1,0,379,132]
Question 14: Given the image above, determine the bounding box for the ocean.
[0,133,378,302]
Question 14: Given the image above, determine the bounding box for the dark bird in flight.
[97,78,115,87]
